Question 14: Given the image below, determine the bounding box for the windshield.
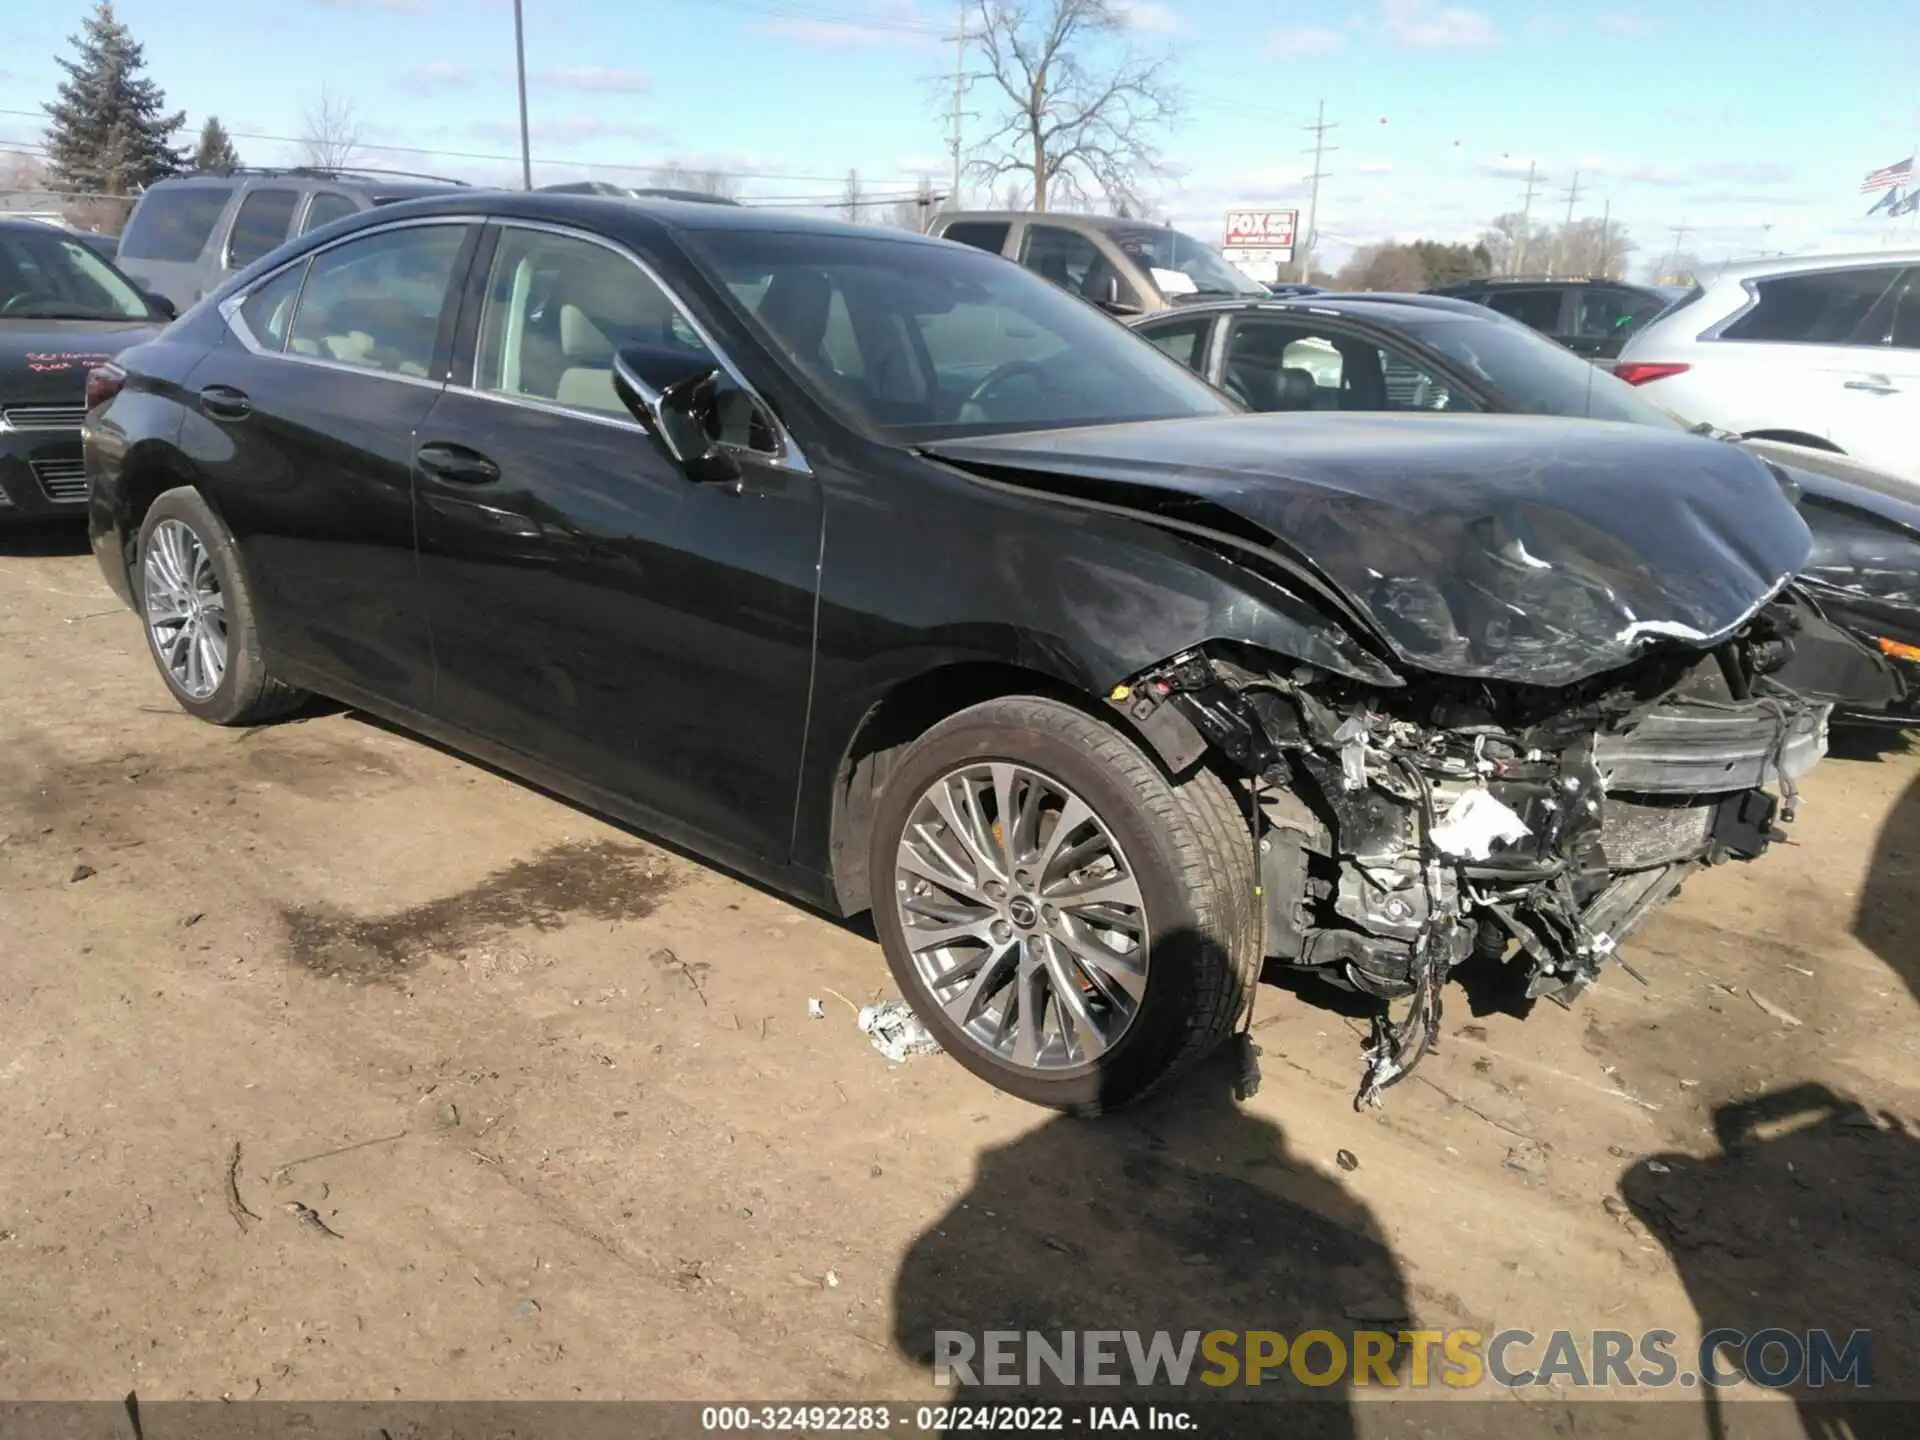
[1108,224,1266,299]
[0,229,154,322]
[1395,312,1688,429]
[682,228,1238,441]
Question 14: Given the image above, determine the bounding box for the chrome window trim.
[1699,264,1910,346]
[482,217,812,475]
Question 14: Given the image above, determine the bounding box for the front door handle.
[1844,377,1899,395]
[199,384,251,421]
[416,441,502,485]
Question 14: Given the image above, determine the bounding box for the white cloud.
[398,61,470,93]
[1118,1,1180,33]
[1267,26,1346,57]
[1356,162,1395,175]
[1383,0,1498,49]
[539,66,652,95]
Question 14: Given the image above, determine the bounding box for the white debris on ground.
[857,1000,944,1063]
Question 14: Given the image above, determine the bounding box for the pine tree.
[42,2,185,198]
[191,116,241,175]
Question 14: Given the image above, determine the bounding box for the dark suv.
[115,167,465,312]
[84,191,1885,1113]
[1426,277,1683,360]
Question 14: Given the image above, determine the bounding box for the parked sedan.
[87,193,1892,1112]
[1132,293,1920,712]
[1,219,169,525]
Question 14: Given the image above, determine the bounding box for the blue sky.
[3,0,1918,277]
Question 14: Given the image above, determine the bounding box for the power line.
[0,109,924,185]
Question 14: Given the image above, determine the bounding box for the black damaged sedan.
[1,219,168,524]
[85,193,1896,1111]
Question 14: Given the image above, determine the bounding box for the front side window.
[119,185,233,263]
[940,221,1010,255]
[474,228,714,418]
[238,263,306,351]
[1019,225,1139,309]
[683,228,1234,440]
[1221,319,1477,414]
[1887,270,1920,349]
[226,189,300,269]
[1397,311,1683,427]
[1484,288,1564,334]
[287,224,466,377]
[302,192,359,235]
[1721,265,1905,345]
[0,230,156,321]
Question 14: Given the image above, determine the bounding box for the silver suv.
[928,210,1267,314]
[116,167,465,311]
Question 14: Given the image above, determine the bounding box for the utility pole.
[1665,217,1692,279]
[1551,170,1581,277]
[1298,99,1338,281]
[1596,198,1612,276]
[943,2,974,211]
[512,0,532,189]
[1512,161,1541,276]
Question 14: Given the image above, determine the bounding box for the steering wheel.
[1,290,58,316]
[960,358,1055,420]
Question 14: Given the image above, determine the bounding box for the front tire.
[136,487,306,725]
[869,696,1257,1114]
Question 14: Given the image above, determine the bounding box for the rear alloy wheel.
[869,696,1258,1113]
[136,487,307,725]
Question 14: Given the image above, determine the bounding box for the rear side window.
[939,222,1010,255]
[119,185,233,262]
[1138,316,1211,372]
[225,189,300,269]
[1887,271,1920,349]
[288,225,466,378]
[1720,266,1905,345]
[1574,288,1666,339]
[302,192,359,235]
[238,264,306,352]
[1484,288,1563,334]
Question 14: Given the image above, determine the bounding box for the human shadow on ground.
[889,1041,1407,1439]
[1855,768,1920,1006]
[1623,1083,1920,1440]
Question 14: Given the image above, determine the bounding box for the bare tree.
[648,162,742,200]
[1654,250,1704,286]
[298,86,363,171]
[1478,211,1552,277]
[967,0,1178,213]
[887,176,943,230]
[1552,217,1634,280]
[841,168,864,222]
[1332,242,1429,293]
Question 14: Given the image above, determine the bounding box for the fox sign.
[1223,209,1298,280]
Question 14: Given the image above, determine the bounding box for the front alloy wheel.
[894,762,1151,1072]
[143,517,228,699]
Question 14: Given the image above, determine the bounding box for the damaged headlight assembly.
[1107,594,1844,1110]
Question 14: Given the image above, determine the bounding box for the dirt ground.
[3,523,1918,1436]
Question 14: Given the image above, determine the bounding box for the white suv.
[1614,251,1920,482]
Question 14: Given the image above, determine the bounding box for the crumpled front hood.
[923,412,1812,687]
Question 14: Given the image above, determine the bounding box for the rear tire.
[869,695,1258,1114]
[136,487,306,726]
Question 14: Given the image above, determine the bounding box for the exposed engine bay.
[1110,587,1867,1109]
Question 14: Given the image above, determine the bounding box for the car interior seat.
[756,269,835,371]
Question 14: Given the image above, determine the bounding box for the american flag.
[1861,156,1914,193]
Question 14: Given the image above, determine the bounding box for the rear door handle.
[199,384,251,421]
[1844,377,1899,394]
[416,441,502,485]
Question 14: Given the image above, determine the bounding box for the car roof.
[1126,292,1503,323]
[1692,248,1920,284]
[330,188,954,244]
[937,210,1161,234]
[145,168,466,197]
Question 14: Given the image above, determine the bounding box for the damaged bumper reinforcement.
[1108,590,1850,1110]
